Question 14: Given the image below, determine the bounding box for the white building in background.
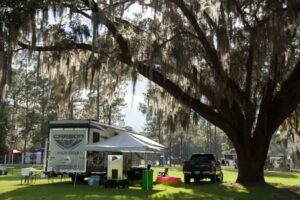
[24,152,43,164]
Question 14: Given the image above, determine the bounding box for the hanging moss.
[1,0,299,128]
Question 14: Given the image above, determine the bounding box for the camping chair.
[158,168,168,177]
[21,168,33,184]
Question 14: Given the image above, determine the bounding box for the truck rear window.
[191,154,215,161]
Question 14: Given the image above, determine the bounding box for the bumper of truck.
[183,171,214,176]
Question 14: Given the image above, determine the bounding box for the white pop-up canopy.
[85,132,166,153]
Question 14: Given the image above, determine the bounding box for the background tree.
[272,106,300,168]
[140,85,225,165]
[79,86,127,126]
[4,54,60,157]
[0,102,9,155]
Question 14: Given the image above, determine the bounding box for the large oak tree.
[1,0,300,183]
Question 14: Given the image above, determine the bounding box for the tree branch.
[18,41,92,51]
[17,41,115,58]
[51,0,92,19]
[203,11,218,31]
[17,34,234,135]
[136,61,233,134]
[234,0,252,30]
[245,37,254,98]
[102,0,132,10]
[269,59,300,133]
[82,0,132,64]
[81,0,252,124]
[152,31,198,53]
[171,0,223,75]
[171,0,253,116]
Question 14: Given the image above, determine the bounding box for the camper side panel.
[47,128,87,173]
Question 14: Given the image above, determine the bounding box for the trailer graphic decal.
[53,134,84,149]
[48,128,87,172]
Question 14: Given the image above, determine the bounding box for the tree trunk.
[23,138,27,165]
[24,65,29,164]
[158,113,162,144]
[236,150,266,183]
[69,96,74,119]
[108,106,112,125]
[168,129,173,167]
[41,82,45,137]
[96,77,100,120]
[214,126,218,157]
[180,131,183,162]
[234,132,272,183]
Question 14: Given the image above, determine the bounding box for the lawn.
[0,166,299,200]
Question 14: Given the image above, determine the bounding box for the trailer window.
[93,132,100,142]
[100,136,108,140]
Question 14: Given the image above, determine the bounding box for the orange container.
[155,176,182,183]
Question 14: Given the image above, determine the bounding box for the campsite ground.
[0,166,299,200]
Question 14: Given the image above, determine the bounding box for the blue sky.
[121,3,154,132]
[121,77,148,132]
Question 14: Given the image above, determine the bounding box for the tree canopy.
[1,0,299,183]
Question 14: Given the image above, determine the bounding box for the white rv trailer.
[45,120,142,181]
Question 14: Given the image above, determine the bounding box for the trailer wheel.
[104,180,112,188]
[112,180,118,188]
[104,180,109,188]
[104,180,118,188]
[118,180,129,189]
[184,175,191,184]
[71,175,85,183]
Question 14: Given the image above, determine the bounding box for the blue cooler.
[88,175,100,186]
[159,155,165,166]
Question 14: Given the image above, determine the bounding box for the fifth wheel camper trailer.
[45,120,144,182]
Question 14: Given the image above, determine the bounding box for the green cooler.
[142,170,153,189]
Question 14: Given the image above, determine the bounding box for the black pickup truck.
[182,153,223,184]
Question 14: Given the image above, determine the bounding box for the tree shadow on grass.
[0,180,299,200]
[0,175,70,182]
[238,182,300,200]
[264,171,299,178]
[0,181,163,200]
[225,168,298,178]
[152,181,300,200]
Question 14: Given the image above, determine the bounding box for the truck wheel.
[184,175,191,184]
[210,174,217,183]
[217,172,223,183]
[194,177,200,182]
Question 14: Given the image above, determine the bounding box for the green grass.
[0,166,299,200]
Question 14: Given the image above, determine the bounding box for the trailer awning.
[85,132,166,153]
